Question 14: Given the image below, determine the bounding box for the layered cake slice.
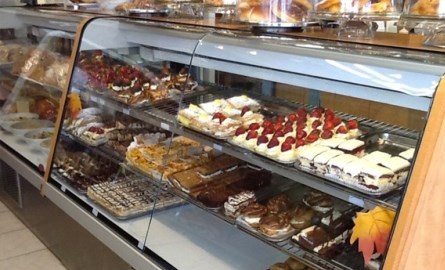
[296,145,331,170]
[224,191,256,218]
[358,163,395,191]
[199,99,232,115]
[341,159,374,184]
[319,138,346,148]
[327,154,358,176]
[196,155,244,179]
[380,156,411,184]
[399,148,415,161]
[313,149,344,174]
[363,151,392,164]
[227,95,261,111]
[337,139,365,157]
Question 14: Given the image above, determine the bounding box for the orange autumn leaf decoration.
[350,206,396,263]
[67,92,82,119]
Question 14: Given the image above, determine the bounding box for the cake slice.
[199,99,232,115]
[362,151,392,164]
[327,154,359,177]
[313,149,344,174]
[337,139,365,157]
[319,138,346,148]
[358,163,394,191]
[196,155,244,179]
[296,145,331,170]
[341,159,374,185]
[227,95,261,111]
[380,156,411,184]
[224,191,256,218]
[399,148,415,161]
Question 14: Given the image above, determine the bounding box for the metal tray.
[295,132,417,196]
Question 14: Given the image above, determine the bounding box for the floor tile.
[0,211,25,235]
[0,228,45,261]
[0,249,65,270]
[0,200,7,213]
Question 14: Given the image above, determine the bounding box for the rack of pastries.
[72,50,202,107]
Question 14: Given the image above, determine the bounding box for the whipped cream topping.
[363,151,392,164]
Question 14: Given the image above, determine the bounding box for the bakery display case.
[37,12,445,270]
[0,7,89,176]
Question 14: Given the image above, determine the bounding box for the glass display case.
[0,7,89,176]
[39,13,445,270]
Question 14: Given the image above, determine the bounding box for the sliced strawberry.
[297,121,307,130]
[249,123,261,130]
[333,117,342,127]
[324,108,335,117]
[337,126,348,134]
[267,137,280,148]
[321,130,334,139]
[274,123,283,132]
[284,121,294,127]
[310,110,322,118]
[296,108,307,117]
[323,121,335,131]
[324,113,335,122]
[285,136,296,144]
[296,129,307,139]
[287,113,298,122]
[241,106,250,117]
[283,125,293,134]
[235,126,246,136]
[262,120,273,128]
[306,129,320,143]
[281,142,292,152]
[212,112,227,124]
[276,116,286,123]
[312,120,322,129]
[347,119,358,130]
[296,139,305,148]
[262,127,274,135]
[246,130,258,140]
[257,135,269,145]
[274,130,285,138]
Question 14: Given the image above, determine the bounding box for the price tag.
[99,99,105,105]
[61,185,66,192]
[122,108,130,115]
[90,96,98,103]
[213,144,223,151]
[92,208,99,217]
[348,196,365,208]
[137,242,145,250]
[160,122,170,131]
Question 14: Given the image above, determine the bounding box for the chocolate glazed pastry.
[196,186,238,208]
[240,202,268,227]
[290,204,315,231]
[259,212,291,237]
[302,191,334,215]
[267,194,291,214]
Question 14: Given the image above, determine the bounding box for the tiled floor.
[0,200,67,270]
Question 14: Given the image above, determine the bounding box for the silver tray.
[127,8,169,15]
[294,132,417,196]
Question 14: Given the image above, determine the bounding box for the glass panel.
[0,8,82,172]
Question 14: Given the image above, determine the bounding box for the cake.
[296,145,330,170]
[319,138,346,148]
[380,156,411,184]
[313,149,344,174]
[320,209,354,236]
[358,163,395,191]
[327,154,359,176]
[362,151,392,164]
[341,159,374,184]
[337,139,365,157]
[267,194,291,214]
[199,99,232,115]
[399,148,415,161]
[196,155,244,179]
[226,95,260,111]
[196,186,238,208]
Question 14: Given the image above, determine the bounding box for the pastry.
[226,95,260,111]
[224,191,256,218]
[341,159,374,184]
[337,139,365,157]
[358,162,395,191]
[410,0,440,16]
[199,99,233,115]
[258,212,292,237]
[380,156,411,184]
[285,257,307,270]
[313,149,344,174]
[327,154,359,176]
[196,155,244,179]
[319,138,346,148]
[289,204,315,231]
[320,209,354,236]
[302,191,334,214]
[267,194,291,214]
[362,151,392,164]
[293,225,330,250]
[240,202,268,227]
[399,148,415,161]
[296,145,330,170]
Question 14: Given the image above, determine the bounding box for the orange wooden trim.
[41,16,100,194]
[384,76,445,269]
